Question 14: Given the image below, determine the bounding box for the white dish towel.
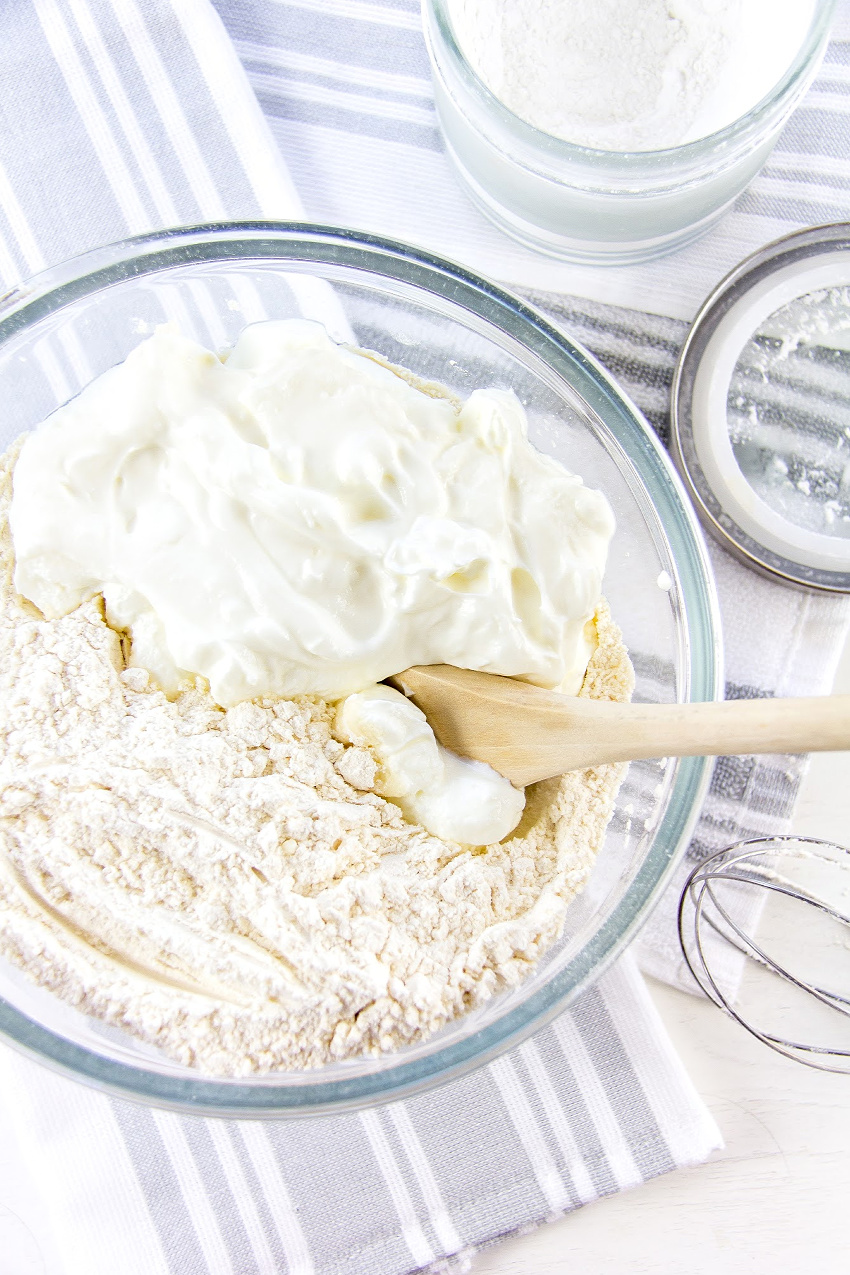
[0,2,848,1273]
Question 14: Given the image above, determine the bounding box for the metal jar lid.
[671,223,850,593]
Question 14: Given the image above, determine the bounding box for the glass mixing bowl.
[0,224,721,1115]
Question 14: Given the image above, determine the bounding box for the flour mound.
[0,441,632,1075]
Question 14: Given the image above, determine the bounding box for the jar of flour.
[424,0,836,264]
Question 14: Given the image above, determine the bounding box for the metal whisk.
[678,835,850,1074]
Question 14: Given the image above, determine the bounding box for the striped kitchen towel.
[0,1,846,1273]
[0,952,719,1275]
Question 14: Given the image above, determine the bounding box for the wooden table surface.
[1,637,848,1275]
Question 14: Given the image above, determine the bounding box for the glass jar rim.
[426,0,838,167]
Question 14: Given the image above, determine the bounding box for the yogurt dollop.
[10,320,614,706]
[336,684,526,845]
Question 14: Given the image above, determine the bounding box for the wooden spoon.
[387,665,850,787]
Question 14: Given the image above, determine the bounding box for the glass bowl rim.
[424,0,837,166]
[0,221,722,1115]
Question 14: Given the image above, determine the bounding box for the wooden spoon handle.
[561,694,850,770]
[390,666,850,786]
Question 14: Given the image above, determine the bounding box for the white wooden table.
[1,638,848,1275]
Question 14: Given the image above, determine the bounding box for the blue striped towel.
[0,2,847,1273]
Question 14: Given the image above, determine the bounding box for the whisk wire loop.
[678,836,850,1073]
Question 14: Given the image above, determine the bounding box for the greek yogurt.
[10,320,615,707]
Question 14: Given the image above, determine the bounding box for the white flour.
[449,0,814,151]
[0,441,632,1076]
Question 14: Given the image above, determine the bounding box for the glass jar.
[423,0,837,265]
